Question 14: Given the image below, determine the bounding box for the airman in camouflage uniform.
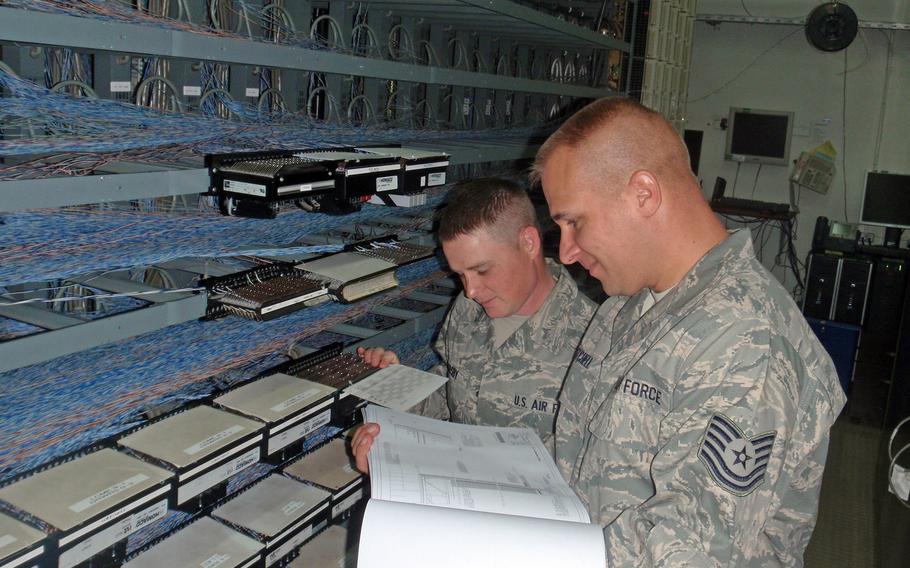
[353,178,595,469]
[416,258,594,443]
[534,98,845,566]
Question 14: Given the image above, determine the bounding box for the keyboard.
[712,197,791,215]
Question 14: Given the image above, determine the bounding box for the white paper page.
[357,500,604,568]
[344,365,447,411]
[363,406,589,523]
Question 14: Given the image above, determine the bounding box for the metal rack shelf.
[365,0,629,49]
[0,6,616,97]
[0,293,206,373]
[0,135,544,212]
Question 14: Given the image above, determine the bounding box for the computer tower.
[865,259,908,341]
[855,259,906,388]
[885,274,910,428]
[833,258,873,325]
[803,253,841,320]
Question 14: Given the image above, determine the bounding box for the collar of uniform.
[661,229,754,317]
[522,259,584,352]
[606,230,754,361]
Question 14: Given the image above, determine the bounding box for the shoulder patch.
[698,413,776,497]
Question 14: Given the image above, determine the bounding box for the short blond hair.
[529,97,689,188]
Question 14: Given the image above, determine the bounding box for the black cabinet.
[806,247,910,427]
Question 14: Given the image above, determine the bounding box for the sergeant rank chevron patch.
[698,413,776,496]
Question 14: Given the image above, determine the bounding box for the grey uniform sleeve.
[603,320,839,567]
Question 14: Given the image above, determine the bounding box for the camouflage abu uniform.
[555,230,845,567]
[415,259,595,445]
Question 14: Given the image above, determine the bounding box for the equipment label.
[331,488,363,519]
[109,81,131,93]
[177,448,259,504]
[200,554,230,568]
[182,85,201,96]
[58,500,167,568]
[69,474,150,513]
[376,176,399,192]
[266,526,314,566]
[224,180,267,197]
[184,425,245,455]
[427,172,446,186]
[271,388,323,414]
[268,409,331,455]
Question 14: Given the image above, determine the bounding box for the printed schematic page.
[362,405,590,524]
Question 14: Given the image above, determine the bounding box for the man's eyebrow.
[465,261,490,271]
[551,212,569,222]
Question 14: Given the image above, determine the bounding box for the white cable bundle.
[888,416,910,509]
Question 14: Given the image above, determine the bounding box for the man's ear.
[627,170,661,218]
[519,226,542,257]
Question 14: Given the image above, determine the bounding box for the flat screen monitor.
[860,171,910,230]
[724,107,794,166]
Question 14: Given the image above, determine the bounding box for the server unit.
[802,253,841,320]
[833,258,873,325]
[802,253,872,325]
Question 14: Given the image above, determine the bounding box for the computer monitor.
[860,171,910,230]
[724,107,794,166]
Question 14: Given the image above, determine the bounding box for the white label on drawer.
[184,425,245,455]
[331,488,363,518]
[69,474,149,513]
[0,534,17,549]
[345,164,400,177]
[267,409,331,455]
[224,180,267,197]
[177,448,260,504]
[260,289,327,315]
[462,97,470,115]
[427,172,446,186]
[183,85,201,96]
[281,501,307,516]
[270,388,322,413]
[58,500,167,568]
[277,180,334,195]
[4,544,42,568]
[376,175,398,192]
[484,99,492,116]
[200,553,230,568]
[110,81,131,93]
[404,161,449,171]
[420,175,426,187]
[245,87,260,98]
[265,525,314,566]
[505,99,512,116]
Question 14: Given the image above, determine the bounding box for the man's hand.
[352,422,380,474]
[357,346,400,368]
